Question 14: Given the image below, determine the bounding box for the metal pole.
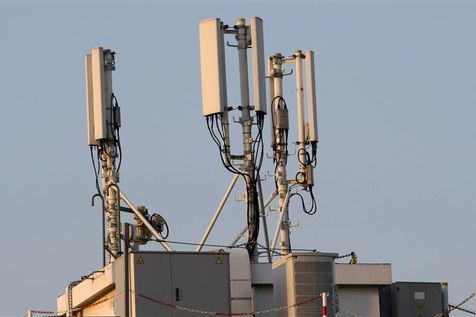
[272,190,292,251]
[257,176,272,263]
[271,53,291,255]
[230,190,277,247]
[101,198,106,266]
[236,18,259,261]
[102,143,120,260]
[267,57,276,148]
[322,292,328,317]
[294,50,307,184]
[196,174,240,252]
[119,191,174,252]
[441,282,449,317]
[124,224,130,317]
[230,227,248,248]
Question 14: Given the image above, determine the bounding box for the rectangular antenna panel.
[199,18,228,117]
[85,54,97,145]
[305,50,318,142]
[90,47,113,140]
[250,17,267,114]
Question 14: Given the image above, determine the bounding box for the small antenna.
[250,17,267,114]
[305,50,318,144]
[85,54,96,146]
[267,56,276,149]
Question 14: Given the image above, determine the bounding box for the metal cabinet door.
[131,252,173,317]
[171,253,231,317]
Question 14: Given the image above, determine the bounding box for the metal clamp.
[282,69,294,77]
[226,41,239,48]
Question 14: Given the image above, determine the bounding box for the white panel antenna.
[305,50,318,143]
[250,17,267,114]
[85,54,97,146]
[88,47,114,141]
[199,18,228,117]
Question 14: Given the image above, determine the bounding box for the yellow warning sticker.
[215,257,223,265]
[137,257,144,265]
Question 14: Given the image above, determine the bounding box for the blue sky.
[0,1,475,315]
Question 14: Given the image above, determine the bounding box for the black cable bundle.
[205,111,266,257]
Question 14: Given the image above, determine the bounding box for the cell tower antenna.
[198,17,268,260]
[86,47,121,260]
[85,48,173,263]
[268,49,319,256]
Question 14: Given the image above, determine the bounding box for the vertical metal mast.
[294,50,308,184]
[269,53,291,255]
[100,50,121,260]
[199,17,267,261]
[236,18,259,260]
[86,48,121,261]
[102,140,120,258]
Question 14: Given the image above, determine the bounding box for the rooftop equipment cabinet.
[57,252,231,317]
[130,252,231,317]
[379,282,449,317]
[273,252,338,317]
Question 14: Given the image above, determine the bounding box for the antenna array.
[268,50,319,256]
[198,17,320,260]
[199,17,268,259]
[83,17,320,263]
[85,48,122,259]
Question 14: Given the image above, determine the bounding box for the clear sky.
[0,1,475,316]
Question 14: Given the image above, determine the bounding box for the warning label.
[137,257,145,265]
[215,257,223,265]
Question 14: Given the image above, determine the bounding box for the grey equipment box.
[129,252,231,317]
[379,282,447,317]
[273,252,338,317]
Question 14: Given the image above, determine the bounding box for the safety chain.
[137,292,322,316]
[336,252,357,264]
[26,289,476,317]
[27,291,321,317]
[26,310,56,315]
[434,291,476,317]
[449,304,475,315]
